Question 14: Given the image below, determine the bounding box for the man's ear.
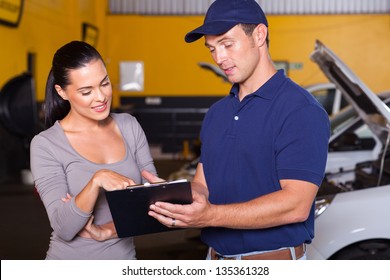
[55,85,68,100]
[254,24,268,48]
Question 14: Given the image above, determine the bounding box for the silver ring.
[171,218,176,227]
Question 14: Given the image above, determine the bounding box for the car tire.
[330,239,390,260]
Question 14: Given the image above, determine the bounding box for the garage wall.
[1,1,388,102]
[109,0,390,15]
[0,0,108,103]
[106,13,390,98]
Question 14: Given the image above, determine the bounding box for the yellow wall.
[107,14,390,97]
[0,0,107,101]
[269,15,390,94]
[106,15,232,97]
[1,2,389,104]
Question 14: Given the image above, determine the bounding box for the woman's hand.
[78,216,118,241]
[62,193,117,241]
[61,193,72,202]
[63,170,163,241]
[141,169,165,183]
[91,169,136,191]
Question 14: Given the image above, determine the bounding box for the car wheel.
[330,239,390,260]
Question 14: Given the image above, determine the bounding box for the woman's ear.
[55,85,68,100]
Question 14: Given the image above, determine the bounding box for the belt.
[210,244,305,260]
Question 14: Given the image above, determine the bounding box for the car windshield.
[330,105,357,136]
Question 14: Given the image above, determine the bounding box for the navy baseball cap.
[185,0,268,43]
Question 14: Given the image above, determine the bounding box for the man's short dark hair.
[240,23,270,47]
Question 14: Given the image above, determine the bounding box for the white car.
[305,82,347,116]
[325,90,390,185]
[307,40,390,259]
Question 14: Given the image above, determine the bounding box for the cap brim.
[185,21,238,43]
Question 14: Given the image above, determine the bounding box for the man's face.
[204,25,260,85]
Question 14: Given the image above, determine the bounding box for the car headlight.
[314,195,335,218]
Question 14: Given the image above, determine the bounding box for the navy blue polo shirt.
[200,70,330,255]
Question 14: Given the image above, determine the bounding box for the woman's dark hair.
[44,41,103,128]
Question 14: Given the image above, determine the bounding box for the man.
[149,0,330,260]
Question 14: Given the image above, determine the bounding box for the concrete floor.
[0,159,208,260]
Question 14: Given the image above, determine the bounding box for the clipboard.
[105,179,192,237]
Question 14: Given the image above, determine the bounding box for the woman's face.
[56,58,112,122]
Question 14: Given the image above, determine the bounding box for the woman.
[30,41,158,259]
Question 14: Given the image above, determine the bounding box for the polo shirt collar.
[229,69,285,100]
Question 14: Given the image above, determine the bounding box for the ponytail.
[43,70,70,128]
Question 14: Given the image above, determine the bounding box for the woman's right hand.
[141,169,165,183]
[92,169,136,191]
[74,169,136,213]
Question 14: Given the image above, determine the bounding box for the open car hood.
[311,40,390,144]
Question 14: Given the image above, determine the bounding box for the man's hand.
[148,181,213,229]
